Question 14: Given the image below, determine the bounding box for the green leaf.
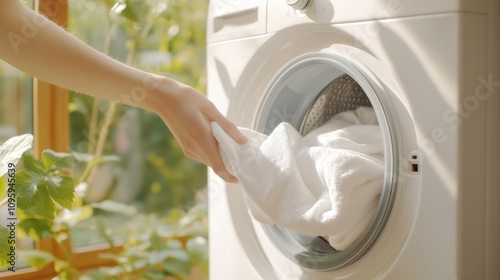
[22,153,45,174]
[164,248,189,262]
[166,239,183,250]
[0,226,12,267]
[0,260,7,271]
[42,150,74,172]
[16,171,46,209]
[148,231,167,252]
[147,250,170,265]
[110,0,138,22]
[18,218,53,241]
[16,172,55,221]
[186,236,208,258]
[18,250,55,269]
[156,224,177,238]
[16,168,75,220]
[46,174,75,210]
[162,258,190,277]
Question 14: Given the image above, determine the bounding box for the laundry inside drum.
[291,74,384,251]
[255,72,391,271]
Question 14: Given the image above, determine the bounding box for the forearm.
[0,0,247,182]
[0,0,173,113]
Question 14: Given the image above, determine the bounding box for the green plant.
[81,206,208,280]
[1,137,119,277]
[0,143,208,279]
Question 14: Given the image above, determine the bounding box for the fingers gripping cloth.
[211,107,384,250]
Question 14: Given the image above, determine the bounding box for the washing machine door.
[225,44,420,278]
[255,49,400,270]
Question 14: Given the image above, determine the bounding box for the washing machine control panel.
[286,0,311,11]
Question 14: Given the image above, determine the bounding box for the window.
[1,0,209,279]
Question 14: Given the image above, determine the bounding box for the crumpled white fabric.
[211,107,384,250]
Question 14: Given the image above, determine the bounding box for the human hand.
[153,80,246,183]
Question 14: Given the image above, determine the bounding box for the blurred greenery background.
[1,0,212,278]
[68,0,209,212]
[66,0,211,275]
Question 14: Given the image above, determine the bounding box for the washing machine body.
[207,0,500,279]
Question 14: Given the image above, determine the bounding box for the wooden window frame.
[1,1,117,279]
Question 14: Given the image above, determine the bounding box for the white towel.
[211,107,384,250]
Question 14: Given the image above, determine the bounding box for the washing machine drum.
[301,74,372,134]
[254,52,400,271]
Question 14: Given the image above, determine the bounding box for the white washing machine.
[206,0,500,279]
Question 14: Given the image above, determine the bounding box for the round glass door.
[255,51,400,270]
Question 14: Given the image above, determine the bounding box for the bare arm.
[0,0,246,182]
